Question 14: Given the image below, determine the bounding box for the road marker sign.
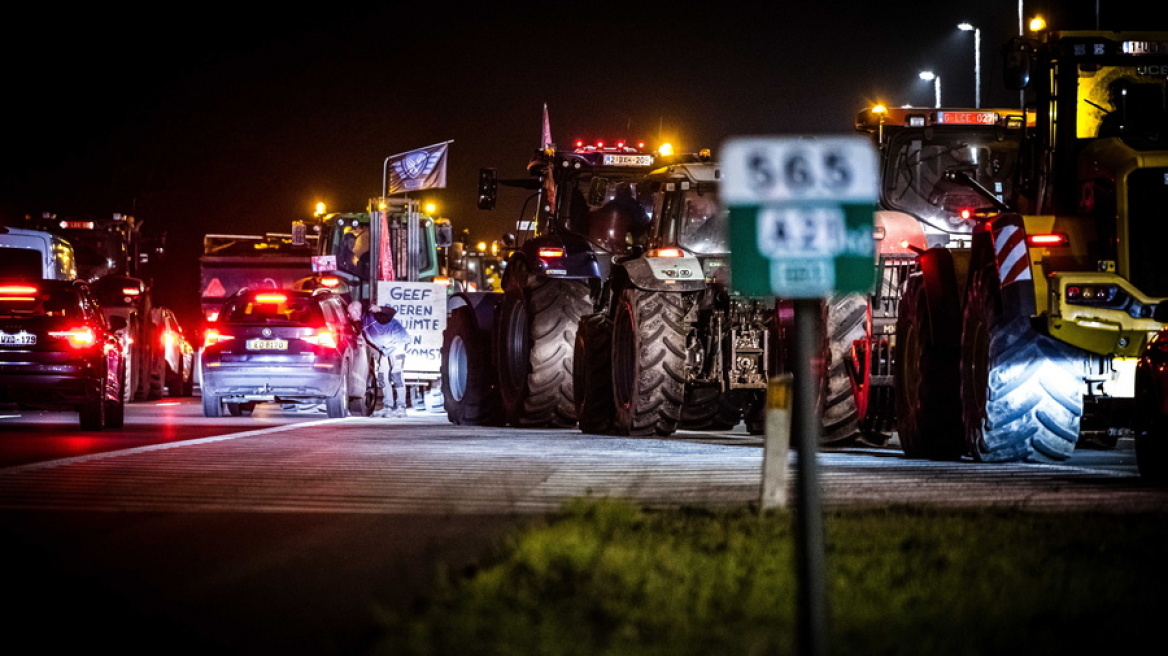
[722,135,879,298]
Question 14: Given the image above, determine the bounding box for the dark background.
[1,1,1161,330]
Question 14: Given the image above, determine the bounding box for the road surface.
[1,399,1164,654]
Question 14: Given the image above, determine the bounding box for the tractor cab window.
[1079,67,1168,143]
[882,129,1021,233]
[676,186,729,254]
[574,179,652,253]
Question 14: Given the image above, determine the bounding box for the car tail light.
[319,276,341,288]
[163,330,177,347]
[538,247,565,259]
[305,328,338,349]
[254,292,287,304]
[122,286,142,296]
[49,326,96,348]
[203,328,233,347]
[649,247,684,258]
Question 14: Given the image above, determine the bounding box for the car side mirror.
[108,315,128,332]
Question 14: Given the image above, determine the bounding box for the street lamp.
[919,71,941,108]
[958,22,981,108]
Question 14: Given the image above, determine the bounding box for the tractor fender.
[447,290,500,334]
[519,233,603,280]
[985,213,1038,320]
[618,255,706,293]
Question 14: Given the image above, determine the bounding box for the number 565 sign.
[721,136,878,298]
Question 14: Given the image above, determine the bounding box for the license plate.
[0,331,36,345]
[602,154,654,166]
[246,338,288,350]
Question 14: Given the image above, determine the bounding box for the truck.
[0,225,78,280]
[22,212,173,402]
[442,132,661,428]
[879,29,1168,465]
[199,232,317,322]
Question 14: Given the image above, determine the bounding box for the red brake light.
[203,328,233,347]
[163,331,177,347]
[254,292,287,304]
[1027,233,1069,247]
[319,276,341,288]
[49,327,96,348]
[959,208,974,221]
[0,285,38,295]
[538,247,565,259]
[306,328,338,349]
[122,286,142,296]
[652,247,684,258]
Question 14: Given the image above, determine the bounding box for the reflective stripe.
[993,222,1032,285]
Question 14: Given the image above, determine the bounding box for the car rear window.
[221,293,324,324]
[0,285,83,318]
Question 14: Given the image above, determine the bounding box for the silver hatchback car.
[199,288,369,418]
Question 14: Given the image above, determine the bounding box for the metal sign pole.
[793,297,827,656]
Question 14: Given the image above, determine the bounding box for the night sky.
[2,1,1162,328]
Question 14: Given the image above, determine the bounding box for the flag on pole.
[541,102,553,150]
[385,140,451,195]
[537,104,557,214]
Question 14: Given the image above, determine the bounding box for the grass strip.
[370,498,1168,655]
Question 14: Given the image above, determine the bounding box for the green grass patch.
[370,499,1168,655]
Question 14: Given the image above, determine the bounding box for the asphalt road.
[1,399,1165,654]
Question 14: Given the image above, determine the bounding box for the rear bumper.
[0,367,101,408]
[201,361,342,401]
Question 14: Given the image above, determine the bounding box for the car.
[0,279,126,429]
[199,287,370,418]
[153,306,194,397]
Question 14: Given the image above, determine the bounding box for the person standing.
[361,304,412,417]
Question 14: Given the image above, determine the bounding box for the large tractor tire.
[496,261,591,427]
[573,313,615,434]
[443,304,502,426]
[894,273,965,460]
[821,293,867,445]
[960,265,1086,462]
[612,287,688,436]
[681,386,743,431]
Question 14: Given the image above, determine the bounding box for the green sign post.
[722,136,878,298]
[722,135,878,656]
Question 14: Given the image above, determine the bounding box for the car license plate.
[0,331,36,345]
[246,338,287,350]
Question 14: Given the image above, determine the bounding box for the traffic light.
[477,167,498,210]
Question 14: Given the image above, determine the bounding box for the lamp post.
[919,71,941,108]
[958,22,981,108]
